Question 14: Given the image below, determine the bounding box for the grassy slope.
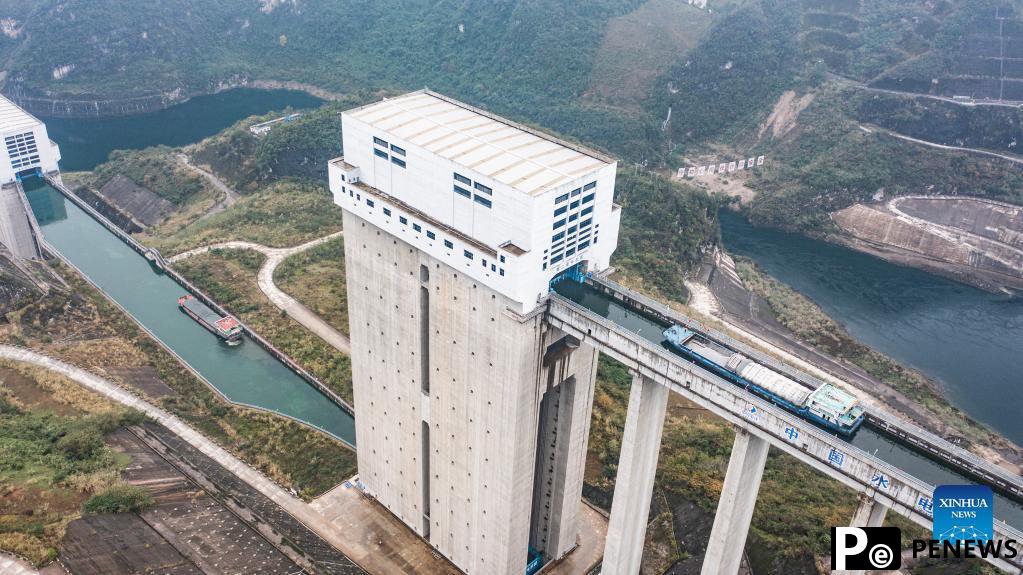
[0,268,356,501]
[0,364,142,565]
[174,249,354,404]
[274,237,349,336]
[143,181,343,254]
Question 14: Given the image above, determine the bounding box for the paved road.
[0,553,38,575]
[169,232,351,354]
[176,154,241,222]
[864,124,1023,166]
[0,345,473,575]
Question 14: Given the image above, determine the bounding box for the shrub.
[82,484,153,515]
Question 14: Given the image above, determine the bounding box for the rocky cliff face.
[830,197,1023,293]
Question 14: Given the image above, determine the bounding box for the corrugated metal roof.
[0,95,41,135]
[346,91,612,196]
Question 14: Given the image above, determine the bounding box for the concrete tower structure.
[329,91,620,574]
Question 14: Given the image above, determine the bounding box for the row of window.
[452,172,492,209]
[552,194,595,225]
[6,133,40,169]
[544,218,600,270]
[555,181,596,205]
[345,186,507,277]
[373,136,407,169]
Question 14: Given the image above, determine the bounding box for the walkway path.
[168,232,350,354]
[0,345,460,575]
[176,154,241,222]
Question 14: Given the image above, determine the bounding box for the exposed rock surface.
[831,196,1023,293]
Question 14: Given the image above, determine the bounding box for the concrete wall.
[345,209,560,574]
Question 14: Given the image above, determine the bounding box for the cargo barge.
[663,325,864,436]
[178,294,243,345]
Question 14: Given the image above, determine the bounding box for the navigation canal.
[719,210,1023,447]
[554,280,1023,527]
[26,88,354,445]
[27,181,355,444]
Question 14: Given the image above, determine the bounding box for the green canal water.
[27,88,354,445]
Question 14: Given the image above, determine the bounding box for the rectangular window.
[583,193,595,204]
[427,230,436,240]
[571,188,581,197]
[366,199,375,207]
[474,195,492,208]
[454,185,472,198]
[454,173,471,185]
[551,254,564,264]
[400,216,408,225]
[413,223,422,232]
[542,263,548,270]
[491,264,496,272]
[584,182,596,191]
[569,213,578,222]
[383,207,392,216]
[552,231,565,242]
[374,137,389,147]
[474,182,492,195]
[464,250,473,260]
[356,193,361,201]
[553,219,566,229]
[568,225,577,234]
[556,193,569,204]
[581,206,593,216]
[390,144,406,156]
[444,240,454,249]
[499,255,505,263]
[581,218,592,229]
[341,174,346,182]
[374,149,389,159]
[499,269,505,276]
[578,240,590,250]
[392,157,406,168]
[570,200,580,209]
[554,206,567,217]
[349,190,354,197]
[551,240,564,250]
[566,247,576,257]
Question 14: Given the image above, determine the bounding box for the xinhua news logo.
[831,485,1021,572]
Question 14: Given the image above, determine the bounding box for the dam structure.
[331,92,1023,575]
[0,94,60,260]
[330,90,621,574]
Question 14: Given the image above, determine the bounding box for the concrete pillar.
[701,429,770,575]
[841,495,890,575]
[850,494,888,528]
[602,372,668,575]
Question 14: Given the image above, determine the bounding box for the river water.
[42,88,323,171]
[26,89,355,445]
[554,280,1023,527]
[719,210,1023,447]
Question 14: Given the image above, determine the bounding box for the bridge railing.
[585,275,1023,500]
[547,294,1023,572]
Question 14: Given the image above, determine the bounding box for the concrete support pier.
[850,494,888,528]
[701,429,770,575]
[842,495,890,575]
[602,372,668,575]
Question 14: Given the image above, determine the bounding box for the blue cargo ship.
[663,325,864,436]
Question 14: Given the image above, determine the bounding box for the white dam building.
[0,95,60,260]
[329,90,620,574]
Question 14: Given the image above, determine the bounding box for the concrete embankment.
[43,177,354,418]
[830,196,1023,293]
